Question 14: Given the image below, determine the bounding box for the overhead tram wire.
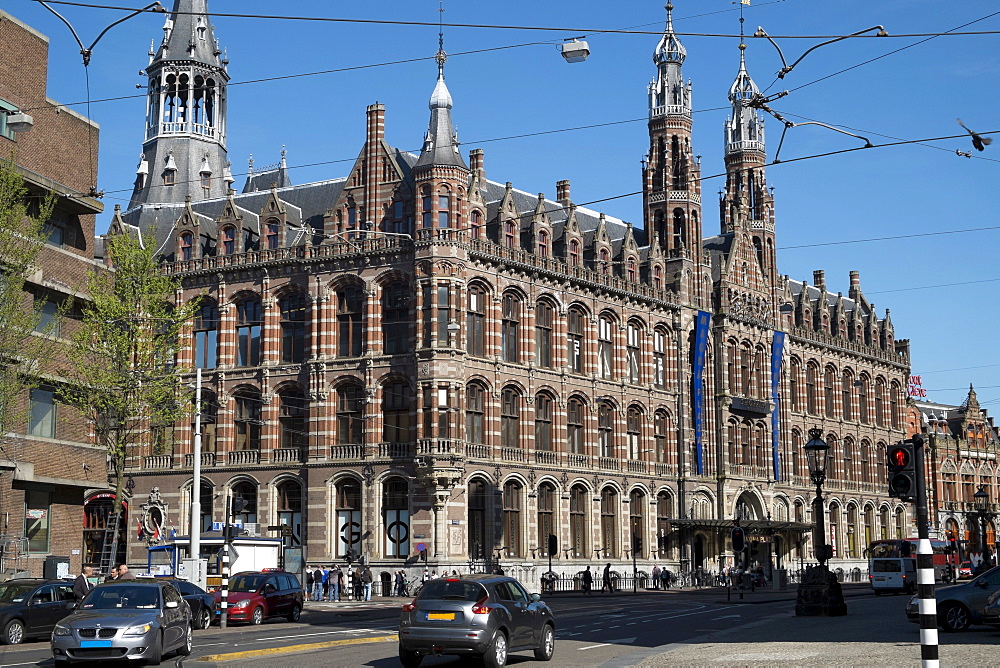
[30,0,1000,39]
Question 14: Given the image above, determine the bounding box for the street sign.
[416,542,427,553]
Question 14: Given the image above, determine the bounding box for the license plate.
[874,577,885,581]
[80,640,113,648]
[427,612,455,620]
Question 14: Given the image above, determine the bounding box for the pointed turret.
[414,46,466,169]
[130,0,230,209]
[648,3,690,117]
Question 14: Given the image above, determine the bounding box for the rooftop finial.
[435,0,447,76]
[666,3,674,33]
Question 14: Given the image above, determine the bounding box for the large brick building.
[121,2,912,585]
[0,10,111,578]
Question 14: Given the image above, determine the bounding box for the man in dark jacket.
[73,566,94,600]
[581,566,593,595]
[602,563,613,593]
[362,566,374,601]
[312,566,324,601]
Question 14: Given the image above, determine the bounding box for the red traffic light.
[888,446,910,468]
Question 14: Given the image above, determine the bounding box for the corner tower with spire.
[720,38,776,285]
[643,2,702,257]
[130,0,230,209]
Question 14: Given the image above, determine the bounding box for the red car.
[213,571,303,625]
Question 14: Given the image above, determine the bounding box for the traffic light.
[547,534,558,557]
[887,439,917,501]
[731,526,746,553]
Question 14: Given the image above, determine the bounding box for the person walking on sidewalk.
[602,563,613,593]
[582,566,593,595]
[652,564,661,590]
[362,566,374,601]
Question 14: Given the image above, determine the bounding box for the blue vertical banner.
[692,311,711,476]
[770,332,785,481]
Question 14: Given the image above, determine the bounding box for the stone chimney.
[556,179,571,206]
[469,148,485,180]
[813,269,826,293]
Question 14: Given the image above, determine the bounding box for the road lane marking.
[196,634,397,662]
[713,615,741,620]
[579,643,612,650]
[254,628,386,641]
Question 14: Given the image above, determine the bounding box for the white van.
[869,557,916,594]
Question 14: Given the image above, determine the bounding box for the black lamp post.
[795,427,847,616]
[974,484,994,570]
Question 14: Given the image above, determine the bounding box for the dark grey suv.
[398,574,555,667]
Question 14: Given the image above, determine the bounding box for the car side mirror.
[530,593,541,603]
[165,601,179,608]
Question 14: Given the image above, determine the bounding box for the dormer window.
[265,222,279,250]
[504,221,517,249]
[569,239,580,266]
[626,258,637,281]
[163,170,176,186]
[222,226,236,255]
[201,173,211,189]
[653,265,663,290]
[599,248,611,275]
[537,231,549,257]
[179,232,193,261]
[470,210,483,239]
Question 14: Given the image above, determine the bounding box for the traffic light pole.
[220,495,231,629]
[913,434,938,668]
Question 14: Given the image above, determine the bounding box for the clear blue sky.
[9,0,999,409]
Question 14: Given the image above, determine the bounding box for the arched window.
[672,209,686,249]
[382,281,408,355]
[599,248,611,275]
[336,385,364,445]
[656,492,672,558]
[600,488,619,558]
[337,286,363,358]
[504,221,517,249]
[874,379,886,427]
[537,231,549,257]
[465,383,485,445]
[470,210,483,239]
[280,293,308,363]
[503,480,522,557]
[275,480,302,549]
[231,480,258,524]
[858,376,870,424]
[467,285,487,357]
[537,483,555,556]
[501,293,520,363]
[598,315,614,379]
[535,393,553,452]
[221,226,236,255]
[383,478,409,558]
[335,479,362,558]
[569,239,581,267]
[598,402,614,458]
[568,307,585,373]
[626,322,641,384]
[420,190,432,228]
[468,478,488,559]
[179,232,193,261]
[788,358,800,412]
[654,328,666,389]
[383,381,411,444]
[626,258,637,282]
[265,221,279,250]
[570,484,588,557]
[842,371,853,421]
[194,301,219,370]
[654,411,670,464]
[234,389,261,451]
[501,388,521,450]
[567,397,584,454]
[627,406,642,460]
[629,490,645,557]
[824,367,837,418]
[806,363,818,415]
[890,382,901,430]
[197,389,218,454]
[438,193,450,228]
[653,265,663,290]
[279,389,307,450]
[535,301,553,368]
[236,298,262,367]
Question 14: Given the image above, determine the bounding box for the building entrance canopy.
[667,518,813,533]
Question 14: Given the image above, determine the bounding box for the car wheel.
[177,625,193,656]
[198,606,213,630]
[941,603,971,632]
[534,623,555,661]
[399,647,423,668]
[287,604,301,622]
[250,606,264,625]
[2,619,24,645]
[483,630,508,668]
[145,630,163,666]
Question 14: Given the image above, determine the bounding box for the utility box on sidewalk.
[773,568,788,590]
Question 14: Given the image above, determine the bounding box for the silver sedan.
[51,581,192,665]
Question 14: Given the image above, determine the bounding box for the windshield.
[81,586,161,610]
[0,584,35,604]
[417,580,488,602]
[228,575,267,593]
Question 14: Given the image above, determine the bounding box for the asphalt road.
[3,589,995,667]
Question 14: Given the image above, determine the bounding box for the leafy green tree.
[0,156,55,445]
[61,227,197,515]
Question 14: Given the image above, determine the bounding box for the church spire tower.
[130,0,230,208]
[643,3,702,257]
[720,34,776,284]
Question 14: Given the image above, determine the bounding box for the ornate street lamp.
[795,428,847,616]
[974,484,993,569]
